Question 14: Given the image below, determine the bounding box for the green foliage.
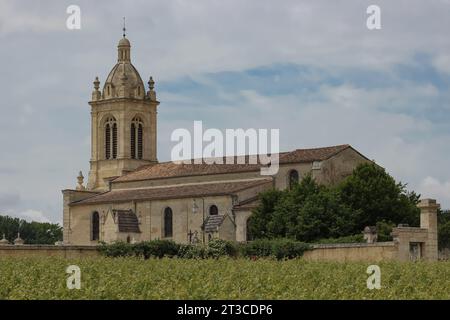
[177,244,206,259]
[205,239,238,258]
[241,239,274,258]
[247,188,283,240]
[316,234,364,244]
[98,241,134,257]
[178,239,238,259]
[241,238,309,260]
[99,238,307,260]
[0,215,62,244]
[338,163,420,230]
[248,163,421,243]
[2,257,449,299]
[438,210,450,249]
[375,220,395,242]
[99,240,179,259]
[134,240,180,259]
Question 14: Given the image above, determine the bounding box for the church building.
[62,34,372,245]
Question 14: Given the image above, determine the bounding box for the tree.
[247,188,283,240]
[338,163,420,231]
[0,215,62,244]
[248,163,421,243]
[438,209,450,249]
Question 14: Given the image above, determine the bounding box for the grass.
[0,257,449,299]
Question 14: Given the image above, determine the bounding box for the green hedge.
[99,238,309,260]
[240,238,310,260]
[316,234,364,244]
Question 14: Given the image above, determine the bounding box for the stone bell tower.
[87,31,159,191]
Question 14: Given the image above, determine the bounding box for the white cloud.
[418,177,450,206]
[432,54,450,74]
[14,209,51,223]
[1,0,450,223]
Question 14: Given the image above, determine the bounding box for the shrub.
[316,234,364,244]
[271,238,310,260]
[241,238,309,260]
[99,240,179,259]
[177,244,206,259]
[205,239,238,258]
[241,239,274,258]
[376,220,395,242]
[133,240,179,259]
[98,241,134,257]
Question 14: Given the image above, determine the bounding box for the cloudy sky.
[1,0,450,223]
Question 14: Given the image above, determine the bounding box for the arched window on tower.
[288,169,299,189]
[164,207,173,238]
[105,117,117,160]
[91,211,100,241]
[131,117,143,159]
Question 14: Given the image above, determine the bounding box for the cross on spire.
[122,17,126,38]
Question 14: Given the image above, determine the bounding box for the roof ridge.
[293,144,350,152]
[114,144,356,183]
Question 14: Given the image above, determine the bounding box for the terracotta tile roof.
[114,144,352,183]
[278,144,351,164]
[114,209,141,233]
[71,179,273,205]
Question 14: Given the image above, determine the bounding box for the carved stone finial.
[362,226,378,244]
[76,171,86,191]
[148,76,155,90]
[147,76,156,101]
[0,233,9,245]
[92,76,101,101]
[94,76,100,90]
[14,233,24,245]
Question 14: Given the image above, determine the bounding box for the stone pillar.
[418,198,439,261]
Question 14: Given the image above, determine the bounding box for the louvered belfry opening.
[105,117,117,160]
[131,117,143,160]
[112,123,117,159]
[138,124,143,159]
[131,123,136,159]
[105,124,111,159]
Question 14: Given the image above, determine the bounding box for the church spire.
[122,17,126,38]
[118,18,131,62]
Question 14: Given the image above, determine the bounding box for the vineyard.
[0,257,449,299]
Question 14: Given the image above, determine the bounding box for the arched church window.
[288,169,299,189]
[209,205,218,216]
[105,117,117,160]
[131,117,143,159]
[91,211,100,241]
[164,207,173,238]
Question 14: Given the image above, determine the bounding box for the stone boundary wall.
[0,245,100,258]
[303,242,398,262]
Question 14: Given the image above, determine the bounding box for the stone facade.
[62,35,372,246]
